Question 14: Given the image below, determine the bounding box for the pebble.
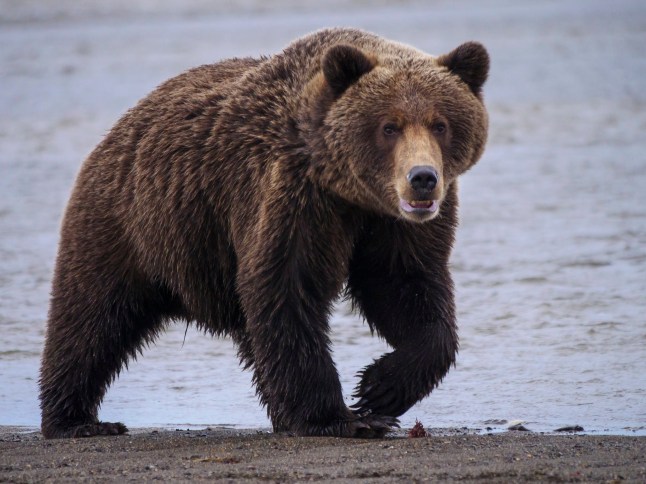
[555,425,584,432]
[508,424,531,432]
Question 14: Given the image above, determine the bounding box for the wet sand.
[1,427,645,482]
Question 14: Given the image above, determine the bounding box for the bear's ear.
[322,44,376,96]
[436,42,489,96]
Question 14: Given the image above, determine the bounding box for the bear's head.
[302,40,489,223]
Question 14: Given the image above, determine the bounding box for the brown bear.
[39,28,489,439]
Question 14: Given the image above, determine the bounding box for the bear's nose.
[407,166,438,193]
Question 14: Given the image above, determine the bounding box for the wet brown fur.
[39,28,489,439]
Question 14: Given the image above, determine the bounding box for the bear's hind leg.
[39,273,174,439]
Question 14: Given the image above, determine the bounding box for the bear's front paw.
[295,412,399,438]
[352,358,416,418]
[350,413,400,438]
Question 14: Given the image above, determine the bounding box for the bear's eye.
[431,121,447,135]
[383,123,399,136]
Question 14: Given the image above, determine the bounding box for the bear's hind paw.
[70,421,128,438]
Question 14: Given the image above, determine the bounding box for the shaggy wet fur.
[39,28,489,438]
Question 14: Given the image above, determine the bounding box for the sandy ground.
[0,427,644,482]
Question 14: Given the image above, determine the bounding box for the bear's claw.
[352,359,413,417]
[353,387,401,416]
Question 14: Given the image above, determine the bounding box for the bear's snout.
[407,166,438,195]
[397,164,443,222]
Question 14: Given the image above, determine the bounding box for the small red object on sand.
[408,419,427,438]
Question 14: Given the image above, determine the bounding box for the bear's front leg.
[351,314,458,419]
[237,249,398,437]
[233,184,397,437]
[347,215,459,419]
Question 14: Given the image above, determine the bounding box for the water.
[1,0,645,435]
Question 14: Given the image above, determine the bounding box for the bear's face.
[306,42,489,223]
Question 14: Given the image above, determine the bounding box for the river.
[1,0,644,435]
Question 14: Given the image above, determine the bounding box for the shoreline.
[2,427,645,482]
[3,424,646,438]
[2,0,645,444]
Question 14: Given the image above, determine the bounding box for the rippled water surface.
[1,0,645,435]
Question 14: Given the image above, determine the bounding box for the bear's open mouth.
[399,199,439,214]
